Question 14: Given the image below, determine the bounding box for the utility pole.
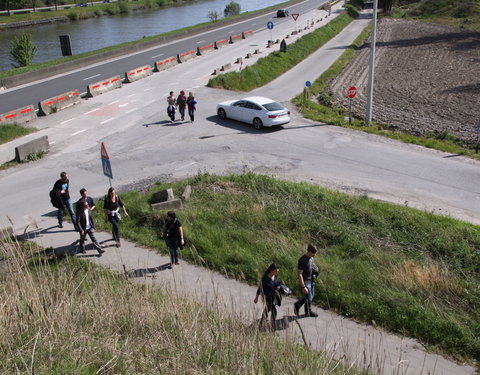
[365,0,378,125]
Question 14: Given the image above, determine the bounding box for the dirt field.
[329,18,480,144]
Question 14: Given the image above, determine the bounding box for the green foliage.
[223,1,240,17]
[25,151,45,161]
[9,32,37,68]
[345,4,359,18]
[117,0,130,14]
[66,9,79,20]
[93,174,480,361]
[348,0,365,9]
[0,124,35,144]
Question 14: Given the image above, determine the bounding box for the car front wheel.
[218,108,227,120]
[253,118,263,130]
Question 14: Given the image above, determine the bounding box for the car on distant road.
[217,96,290,130]
[276,9,289,17]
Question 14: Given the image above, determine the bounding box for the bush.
[9,32,37,68]
[117,0,130,14]
[67,9,79,20]
[345,4,359,18]
[224,1,240,17]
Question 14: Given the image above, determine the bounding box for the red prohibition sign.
[347,86,357,99]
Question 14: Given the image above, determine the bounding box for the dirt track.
[329,18,480,144]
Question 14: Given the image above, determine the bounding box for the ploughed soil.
[329,18,480,144]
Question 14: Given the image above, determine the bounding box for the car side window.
[245,102,261,110]
[233,100,247,107]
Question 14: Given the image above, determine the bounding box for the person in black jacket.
[160,211,184,266]
[254,263,281,331]
[103,187,128,247]
[76,199,104,255]
[52,171,77,230]
[294,244,319,318]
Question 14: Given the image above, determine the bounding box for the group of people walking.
[51,172,128,254]
[167,90,197,122]
[254,244,319,331]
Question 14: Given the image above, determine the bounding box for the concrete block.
[151,199,182,211]
[197,43,214,55]
[254,49,261,54]
[242,30,253,39]
[15,135,49,162]
[154,56,178,72]
[151,188,175,203]
[87,76,122,97]
[221,63,232,71]
[125,65,153,83]
[177,50,196,63]
[215,39,229,49]
[245,53,253,59]
[38,90,80,116]
[229,34,242,44]
[181,185,192,201]
[0,226,13,241]
[0,105,36,125]
[235,57,243,64]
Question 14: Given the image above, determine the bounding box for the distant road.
[0,0,323,114]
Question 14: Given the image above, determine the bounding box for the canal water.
[0,0,283,72]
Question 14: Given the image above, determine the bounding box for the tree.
[9,32,37,68]
[224,1,240,17]
[207,10,219,22]
[379,0,397,15]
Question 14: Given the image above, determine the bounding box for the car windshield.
[263,102,284,111]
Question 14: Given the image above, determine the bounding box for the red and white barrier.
[87,76,122,97]
[124,65,153,83]
[38,90,80,116]
[0,105,36,125]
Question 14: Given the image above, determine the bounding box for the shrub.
[67,9,79,20]
[117,0,130,13]
[224,1,240,17]
[9,32,37,68]
[345,4,359,18]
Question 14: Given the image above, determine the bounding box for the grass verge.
[0,124,36,144]
[0,237,365,374]
[93,173,480,363]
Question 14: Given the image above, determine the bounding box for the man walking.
[52,171,77,230]
[167,91,176,121]
[76,200,104,255]
[76,188,95,214]
[294,244,319,318]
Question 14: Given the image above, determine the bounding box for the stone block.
[151,188,174,203]
[181,185,191,201]
[151,199,182,211]
[15,135,49,162]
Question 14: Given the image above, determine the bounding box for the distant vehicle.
[76,2,87,6]
[276,9,289,17]
[217,96,290,130]
[102,0,110,3]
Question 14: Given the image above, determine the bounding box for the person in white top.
[76,200,104,255]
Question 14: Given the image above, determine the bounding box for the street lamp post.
[365,0,378,125]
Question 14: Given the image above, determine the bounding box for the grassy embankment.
[92,173,480,363]
[0,237,366,374]
[207,2,480,160]
[0,124,40,170]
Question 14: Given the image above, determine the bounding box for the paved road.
[0,0,325,114]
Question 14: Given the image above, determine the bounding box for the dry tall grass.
[0,238,360,374]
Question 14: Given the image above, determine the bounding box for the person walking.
[75,188,95,214]
[167,91,176,121]
[294,244,319,318]
[254,263,281,331]
[176,90,187,121]
[160,211,184,266]
[76,199,104,256]
[103,187,128,247]
[52,171,77,230]
[186,92,197,122]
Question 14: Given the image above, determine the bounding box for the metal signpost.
[267,21,274,43]
[291,13,299,34]
[347,86,357,125]
[101,142,113,186]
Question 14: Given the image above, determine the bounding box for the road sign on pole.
[100,142,113,182]
[267,21,274,30]
[101,142,109,159]
[347,86,357,99]
[291,13,299,21]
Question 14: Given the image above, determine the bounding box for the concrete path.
[24,217,476,375]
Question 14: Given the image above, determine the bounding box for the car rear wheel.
[253,118,263,130]
[218,108,227,120]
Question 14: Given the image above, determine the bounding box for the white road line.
[71,129,86,136]
[84,108,98,115]
[49,141,55,145]
[144,87,154,92]
[119,103,128,108]
[145,99,156,106]
[83,74,100,81]
[126,94,135,98]
[109,100,119,105]
[100,118,115,124]
[152,53,164,59]
[61,118,74,124]
[196,40,205,44]
[175,161,196,170]
[126,108,138,114]
[229,30,235,34]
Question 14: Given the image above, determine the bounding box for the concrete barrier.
[87,76,122,97]
[235,57,243,64]
[125,65,153,83]
[229,33,242,44]
[177,50,196,63]
[221,63,232,71]
[180,185,192,201]
[215,39,229,49]
[154,56,178,72]
[151,199,182,211]
[253,49,261,54]
[151,188,175,204]
[0,105,36,125]
[242,30,253,39]
[245,53,253,59]
[38,90,80,116]
[15,135,49,162]
[197,43,215,55]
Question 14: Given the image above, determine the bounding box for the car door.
[243,101,262,124]
[229,100,247,121]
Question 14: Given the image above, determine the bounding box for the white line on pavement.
[125,108,138,114]
[126,94,135,98]
[49,141,55,145]
[152,53,164,58]
[196,40,205,44]
[119,103,128,108]
[71,129,86,136]
[83,74,100,81]
[61,118,74,124]
[144,87,154,92]
[145,99,156,106]
[84,108,98,115]
[109,100,119,105]
[100,118,115,124]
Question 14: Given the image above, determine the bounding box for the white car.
[217,96,290,130]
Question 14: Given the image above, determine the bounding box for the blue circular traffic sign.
[305,81,312,87]
[267,21,274,30]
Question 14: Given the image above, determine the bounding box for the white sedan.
[217,96,290,130]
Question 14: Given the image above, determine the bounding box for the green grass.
[0,124,36,144]
[93,173,480,363]
[208,13,354,91]
[0,238,366,374]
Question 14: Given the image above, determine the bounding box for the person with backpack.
[254,263,282,331]
[176,90,187,121]
[167,91,176,121]
[160,211,184,266]
[52,171,77,230]
[186,92,197,122]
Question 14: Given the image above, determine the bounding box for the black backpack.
[49,189,62,209]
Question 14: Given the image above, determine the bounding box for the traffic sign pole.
[346,86,357,125]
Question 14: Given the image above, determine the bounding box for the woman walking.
[254,263,281,331]
[186,92,197,122]
[103,187,128,247]
[161,211,184,266]
[176,90,187,121]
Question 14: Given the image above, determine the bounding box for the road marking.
[84,108,98,115]
[126,94,135,98]
[144,87,154,92]
[119,103,128,108]
[145,99,156,106]
[196,40,205,44]
[100,118,115,124]
[229,30,235,34]
[71,129,86,136]
[83,74,100,81]
[126,108,138,114]
[61,118,74,124]
[109,100,119,105]
[49,141,55,145]
[152,53,164,59]
[176,161,196,170]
